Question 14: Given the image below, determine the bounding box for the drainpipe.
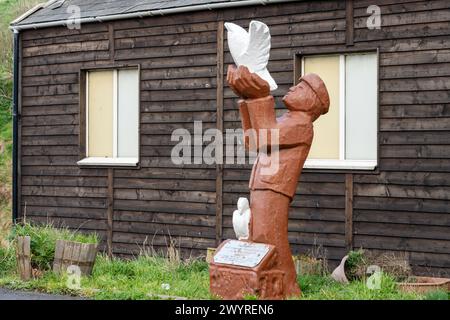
[12,29,19,223]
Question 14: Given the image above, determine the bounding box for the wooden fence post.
[16,236,31,280]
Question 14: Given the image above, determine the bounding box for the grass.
[0,0,42,246]
[0,245,16,276]
[0,224,442,300]
[424,290,449,300]
[0,254,431,300]
[0,223,437,300]
[297,274,423,300]
[0,223,212,299]
[0,250,430,300]
[0,248,212,300]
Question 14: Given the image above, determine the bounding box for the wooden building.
[10,0,450,276]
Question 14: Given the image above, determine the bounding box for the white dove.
[225,20,278,91]
[232,197,251,241]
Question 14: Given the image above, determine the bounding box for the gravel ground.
[0,288,86,300]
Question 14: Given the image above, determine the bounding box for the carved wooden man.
[227,65,330,297]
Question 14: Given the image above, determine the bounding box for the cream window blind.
[301,52,378,170]
[80,68,140,167]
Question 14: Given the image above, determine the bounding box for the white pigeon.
[232,197,251,241]
[225,20,278,91]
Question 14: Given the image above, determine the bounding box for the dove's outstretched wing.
[238,21,271,72]
[242,21,278,91]
[224,22,249,65]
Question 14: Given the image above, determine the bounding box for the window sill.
[77,157,139,167]
[304,159,377,170]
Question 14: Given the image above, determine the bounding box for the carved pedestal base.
[209,240,285,300]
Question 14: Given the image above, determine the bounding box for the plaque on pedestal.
[213,240,270,268]
[210,240,284,300]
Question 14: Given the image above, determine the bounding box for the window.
[78,68,140,166]
[298,52,378,170]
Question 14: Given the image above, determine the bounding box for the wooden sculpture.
[210,65,330,299]
[209,19,330,300]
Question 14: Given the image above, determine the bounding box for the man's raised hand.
[227,65,270,99]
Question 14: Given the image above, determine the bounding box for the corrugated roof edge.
[10,0,299,32]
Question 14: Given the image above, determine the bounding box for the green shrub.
[10,223,98,270]
[345,249,366,280]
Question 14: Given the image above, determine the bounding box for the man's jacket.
[239,96,314,200]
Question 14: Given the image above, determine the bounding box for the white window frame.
[300,52,378,171]
[78,68,140,167]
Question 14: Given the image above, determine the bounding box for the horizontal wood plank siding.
[18,0,450,275]
[109,11,220,256]
[352,0,450,276]
[20,26,111,250]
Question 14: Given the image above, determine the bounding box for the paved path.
[0,288,86,300]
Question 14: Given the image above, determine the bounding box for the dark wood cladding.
[18,0,450,275]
